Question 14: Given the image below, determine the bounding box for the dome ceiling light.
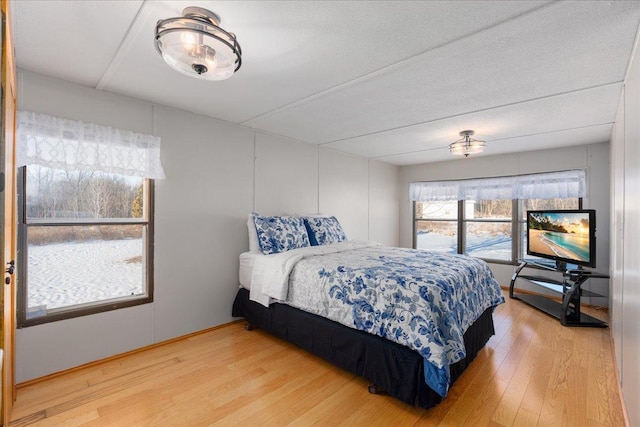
[155,7,242,81]
[449,130,486,157]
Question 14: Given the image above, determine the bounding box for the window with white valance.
[412,170,585,264]
[17,111,165,179]
[410,170,586,202]
[16,111,161,327]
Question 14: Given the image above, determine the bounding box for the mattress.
[239,251,261,289]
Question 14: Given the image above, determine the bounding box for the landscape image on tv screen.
[528,211,591,263]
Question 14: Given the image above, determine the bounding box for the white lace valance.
[410,170,586,201]
[17,111,166,179]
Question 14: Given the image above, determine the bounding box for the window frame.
[412,201,460,253]
[413,197,582,265]
[462,199,517,264]
[17,166,155,328]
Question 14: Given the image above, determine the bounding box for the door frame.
[0,0,17,424]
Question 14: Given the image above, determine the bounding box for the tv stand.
[509,260,608,327]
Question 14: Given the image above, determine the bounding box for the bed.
[232,214,505,409]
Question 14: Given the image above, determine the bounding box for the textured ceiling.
[12,1,640,165]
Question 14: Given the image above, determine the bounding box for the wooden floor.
[10,291,626,426]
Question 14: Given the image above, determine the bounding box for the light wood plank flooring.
[10,291,626,426]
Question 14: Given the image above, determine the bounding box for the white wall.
[15,70,400,382]
[610,91,625,383]
[152,105,255,341]
[319,149,370,240]
[398,144,611,299]
[369,160,400,246]
[254,132,318,216]
[610,34,640,427]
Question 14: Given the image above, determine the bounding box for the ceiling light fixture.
[155,7,242,81]
[449,130,486,157]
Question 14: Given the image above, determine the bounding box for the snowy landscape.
[27,239,144,316]
[416,231,512,260]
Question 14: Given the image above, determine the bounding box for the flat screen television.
[526,209,596,269]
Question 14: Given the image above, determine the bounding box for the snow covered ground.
[416,231,512,261]
[27,239,144,313]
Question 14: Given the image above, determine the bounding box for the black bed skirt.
[232,287,495,410]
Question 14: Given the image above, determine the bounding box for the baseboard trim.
[608,330,631,427]
[16,319,244,390]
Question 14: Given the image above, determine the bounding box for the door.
[0,0,16,423]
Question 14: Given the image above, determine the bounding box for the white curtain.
[410,170,586,201]
[17,111,166,179]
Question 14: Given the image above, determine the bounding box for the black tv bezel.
[526,209,596,269]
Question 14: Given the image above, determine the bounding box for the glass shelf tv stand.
[509,260,608,328]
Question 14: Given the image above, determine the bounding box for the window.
[415,197,580,264]
[411,171,586,264]
[414,201,458,253]
[16,111,164,327]
[18,165,154,326]
[464,199,513,261]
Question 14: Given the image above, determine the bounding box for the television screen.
[526,209,596,268]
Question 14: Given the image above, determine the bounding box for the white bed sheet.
[239,251,262,289]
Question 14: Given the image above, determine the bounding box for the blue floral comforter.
[282,244,505,397]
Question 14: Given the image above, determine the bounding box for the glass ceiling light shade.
[155,7,242,81]
[449,130,486,157]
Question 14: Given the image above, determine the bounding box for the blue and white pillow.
[303,216,347,246]
[252,214,310,255]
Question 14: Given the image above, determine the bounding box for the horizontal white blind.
[17,111,166,179]
[410,170,586,201]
